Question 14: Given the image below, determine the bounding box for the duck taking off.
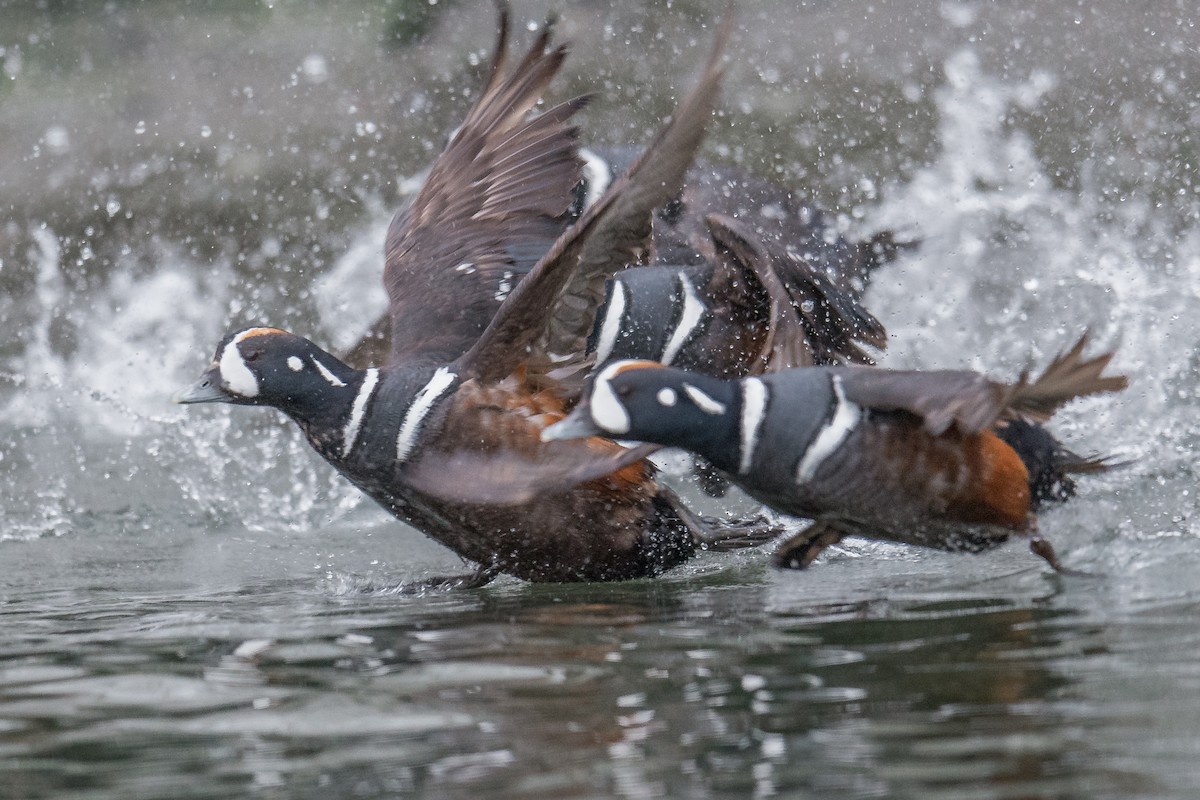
[542,335,1128,572]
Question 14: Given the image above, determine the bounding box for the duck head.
[175,327,358,419]
[542,359,739,464]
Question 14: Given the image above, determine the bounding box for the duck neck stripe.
[593,280,628,365]
[796,375,861,483]
[661,272,705,366]
[396,367,458,463]
[738,377,768,475]
[342,368,378,459]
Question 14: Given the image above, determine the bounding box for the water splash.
[865,49,1200,562]
[0,230,365,539]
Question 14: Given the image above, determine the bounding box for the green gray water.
[2,1,1199,797]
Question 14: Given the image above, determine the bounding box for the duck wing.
[704,213,887,370]
[454,11,733,387]
[839,367,1016,436]
[402,440,662,505]
[377,6,590,366]
[839,333,1127,436]
[1006,333,1128,423]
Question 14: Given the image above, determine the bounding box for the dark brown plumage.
[179,8,787,585]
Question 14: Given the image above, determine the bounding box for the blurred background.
[1,1,1198,798]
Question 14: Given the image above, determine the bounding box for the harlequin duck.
[176,10,767,585]
[586,210,898,497]
[348,150,910,374]
[343,26,912,375]
[542,334,1128,571]
[583,148,911,374]
[347,147,910,373]
[590,212,890,377]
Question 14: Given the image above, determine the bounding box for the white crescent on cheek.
[590,362,632,435]
[219,339,260,398]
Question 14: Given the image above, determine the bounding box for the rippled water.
[2,1,1199,797]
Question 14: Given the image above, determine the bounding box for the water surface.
[2,1,1199,797]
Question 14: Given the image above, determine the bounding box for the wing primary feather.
[456,9,735,383]
[378,9,589,366]
[1007,332,1129,423]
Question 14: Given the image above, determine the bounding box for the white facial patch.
[311,357,347,388]
[396,367,458,462]
[218,332,261,398]
[738,378,768,475]
[661,272,705,366]
[342,368,378,459]
[796,375,862,483]
[287,356,304,372]
[589,361,633,435]
[683,383,726,415]
[593,280,628,365]
[656,387,677,407]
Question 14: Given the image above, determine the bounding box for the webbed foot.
[1029,537,1095,577]
[772,522,845,569]
[692,513,788,552]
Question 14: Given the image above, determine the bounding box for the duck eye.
[616,384,633,397]
[243,350,262,363]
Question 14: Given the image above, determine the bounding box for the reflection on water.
[2,0,1200,797]
[0,528,1178,798]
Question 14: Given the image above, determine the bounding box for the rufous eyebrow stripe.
[234,327,286,342]
[608,360,664,377]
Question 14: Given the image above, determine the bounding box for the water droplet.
[301,53,328,83]
[43,125,69,154]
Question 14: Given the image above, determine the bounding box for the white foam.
[579,148,614,209]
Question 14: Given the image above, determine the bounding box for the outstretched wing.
[454,11,734,385]
[1006,333,1128,423]
[840,333,1127,436]
[648,159,919,296]
[380,5,589,365]
[704,213,887,370]
[840,367,1016,436]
